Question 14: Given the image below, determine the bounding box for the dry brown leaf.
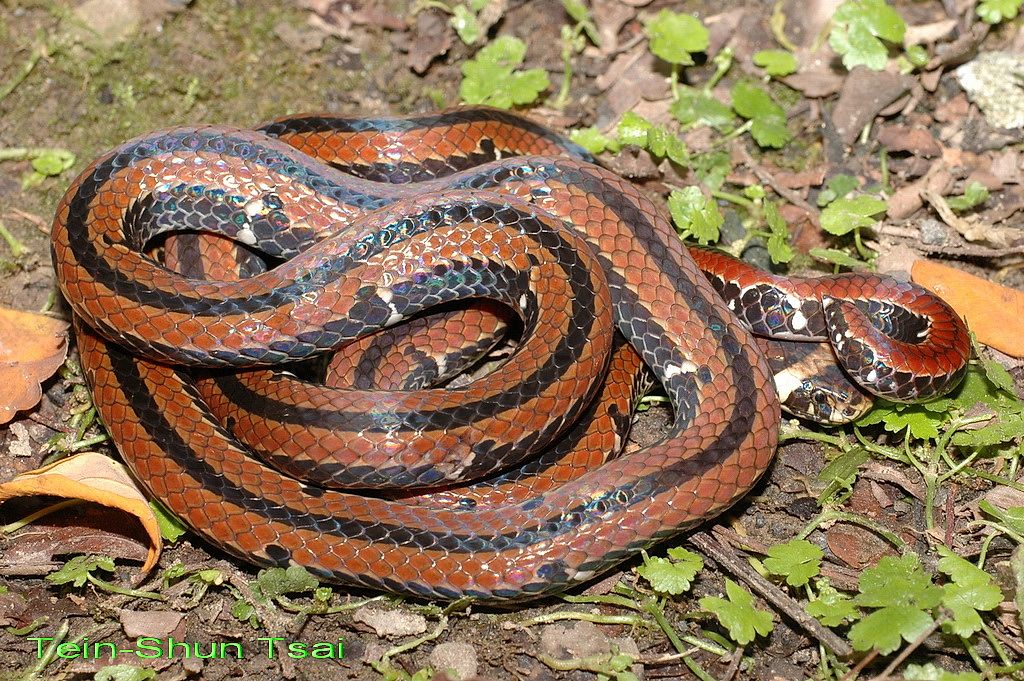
[876,125,942,157]
[0,452,161,573]
[904,19,957,46]
[832,68,913,145]
[921,189,1021,247]
[912,258,1024,357]
[0,308,69,425]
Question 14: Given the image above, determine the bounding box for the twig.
[5,208,50,234]
[877,225,1024,258]
[735,144,818,216]
[841,649,879,681]
[721,644,744,681]
[0,44,44,103]
[689,530,853,657]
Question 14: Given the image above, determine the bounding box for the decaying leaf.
[0,452,162,574]
[912,258,1024,358]
[0,307,69,425]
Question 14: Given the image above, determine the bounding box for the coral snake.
[51,107,970,601]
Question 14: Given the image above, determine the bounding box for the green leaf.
[614,112,688,164]
[616,111,653,146]
[829,0,907,71]
[731,81,791,148]
[946,181,990,212]
[254,565,319,600]
[231,598,258,626]
[979,500,1024,537]
[809,247,866,268]
[856,554,942,609]
[905,44,929,68]
[849,605,934,653]
[817,174,860,207]
[29,149,74,177]
[763,539,823,586]
[670,89,735,131]
[743,185,767,201]
[151,500,188,542]
[937,547,1003,637]
[636,548,703,595]
[667,187,723,244]
[753,49,798,77]
[94,665,158,681]
[450,5,482,45]
[817,446,869,502]
[857,402,941,440]
[47,555,115,588]
[459,37,550,108]
[562,0,599,45]
[977,0,1023,24]
[643,10,709,66]
[951,411,1024,447]
[646,126,689,165]
[819,195,887,235]
[569,126,619,155]
[764,201,794,264]
[981,358,1016,396]
[807,578,859,626]
[699,579,773,644]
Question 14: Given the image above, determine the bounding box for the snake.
[51,107,970,601]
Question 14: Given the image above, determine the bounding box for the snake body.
[52,108,969,600]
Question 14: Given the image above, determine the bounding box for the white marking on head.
[791,310,808,331]
[866,369,878,383]
[773,368,802,402]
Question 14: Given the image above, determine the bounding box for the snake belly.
[52,108,966,601]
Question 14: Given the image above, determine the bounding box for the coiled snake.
[51,108,969,600]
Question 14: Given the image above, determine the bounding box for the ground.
[0,0,1023,680]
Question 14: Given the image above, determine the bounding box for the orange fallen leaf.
[0,452,161,574]
[0,307,69,424]
[912,258,1024,357]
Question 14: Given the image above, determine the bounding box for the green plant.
[554,0,599,109]
[977,0,1023,24]
[459,36,550,108]
[643,9,709,97]
[828,0,906,71]
[753,49,797,77]
[819,194,887,260]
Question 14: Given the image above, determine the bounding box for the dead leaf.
[273,19,326,53]
[877,125,942,158]
[826,524,894,569]
[592,0,635,54]
[0,452,161,574]
[0,308,69,425]
[407,8,451,74]
[886,163,952,220]
[832,68,913,145]
[912,258,1024,357]
[120,609,184,638]
[782,69,844,98]
[922,188,1020,247]
[0,506,151,574]
[904,19,957,46]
